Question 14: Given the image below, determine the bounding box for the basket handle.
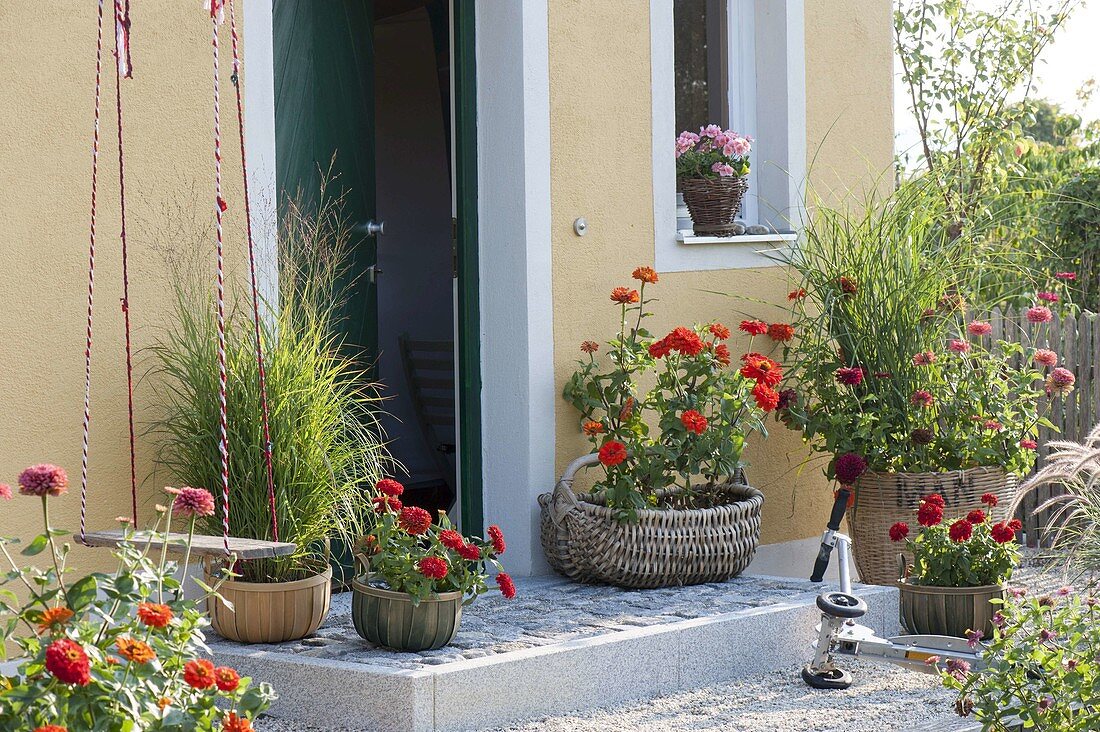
[548,454,602,525]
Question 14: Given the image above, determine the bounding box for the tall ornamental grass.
[149,193,392,583]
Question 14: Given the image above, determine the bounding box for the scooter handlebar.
[810,488,852,582]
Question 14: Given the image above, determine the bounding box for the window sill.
[676,230,798,246]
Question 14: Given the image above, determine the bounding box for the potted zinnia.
[676,124,753,236]
[0,463,274,730]
[351,478,513,652]
[889,491,1020,638]
[541,266,768,589]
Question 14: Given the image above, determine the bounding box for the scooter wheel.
[816,591,868,619]
[802,664,853,690]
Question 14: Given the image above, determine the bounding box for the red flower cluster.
[496,572,517,599]
[583,420,605,436]
[889,521,909,542]
[991,522,1016,543]
[709,322,731,340]
[787,288,806,301]
[966,509,986,525]
[739,353,782,387]
[418,556,449,580]
[33,727,67,732]
[487,524,507,555]
[681,410,708,434]
[835,367,864,386]
[214,666,240,692]
[713,343,731,366]
[833,452,867,484]
[377,479,405,497]
[980,492,999,507]
[910,390,934,408]
[458,542,482,561]
[611,287,640,304]
[1026,306,1053,324]
[581,340,600,354]
[739,320,768,336]
[767,323,795,342]
[949,518,973,542]
[650,327,705,358]
[912,351,936,366]
[753,384,779,411]
[18,464,69,498]
[917,493,945,527]
[1019,438,1038,450]
[632,266,659,284]
[222,713,254,732]
[439,529,466,551]
[838,276,858,295]
[598,440,628,467]
[399,506,433,535]
[373,495,403,514]
[45,639,90,686]
[183,659,216,690]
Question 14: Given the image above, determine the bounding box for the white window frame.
[653,0,806,272]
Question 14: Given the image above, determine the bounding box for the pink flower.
[1055,272,1077,281]
[0,484,10,500]
[711,162,735,177]
[18,464,69,497]
[172,487,216,519]
[675,131,699,157]
[723,137,751,157]
[1037,291,1059,303]
[966,629,984,649]
[967,321,993,336]
[1020,438,1038,450]
[1034,349,1058,367]
[699,124,722,138]
[1026,306,1054,324]
[911,351,936,366]
[910,390,934,408]
[947,339,971,353]
[1046,367,1076,396]
[983,420,1003,432]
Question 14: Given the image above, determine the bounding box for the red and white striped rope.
[79,0,107,544]
[228,0,280,542]
[211,2,232,557]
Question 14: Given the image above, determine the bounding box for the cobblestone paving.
[212,575,821,671]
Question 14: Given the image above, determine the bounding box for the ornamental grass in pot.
[351,478,513,652]
[890,491,1020,638]
[676,125,752,236]
[764,180,1072,585]
[149,195,391,643]
[541,267,768,589]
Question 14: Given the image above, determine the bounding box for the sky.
[895,1,1100,156]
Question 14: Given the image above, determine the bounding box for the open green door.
[273,0,377,359]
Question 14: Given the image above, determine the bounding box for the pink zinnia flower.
[1034,349,1058,367]
[1054,272,1077,281]
[18,464,69,497]
[910,390,934,408]
[966,629,984,649]
[0,484,10,500]
[912,351,936,366]
[1020,438,1038,450]
[1027,306,1054,323]
[947,339,971,353]
[172,487,216,519]
[1037,291,1059,303]
[983,420,1003,432]
[967,321,993,336]
[1046,367,1076,396]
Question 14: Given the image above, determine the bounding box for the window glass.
[673,0,725,136]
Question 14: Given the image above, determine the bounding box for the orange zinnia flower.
[582,420,605,436]
[115,636,156,664]
[610,287,640,304]
[183,659,216,689]
[580,340,600,354]
[37,606,74,634]
[137,602,173,629]
[631,266,659,284]
[221,713,254,732]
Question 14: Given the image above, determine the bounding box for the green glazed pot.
[351,576,463,651]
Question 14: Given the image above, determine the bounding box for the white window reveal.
[653,0,806,271]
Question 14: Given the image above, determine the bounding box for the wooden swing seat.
[81,530,296,559]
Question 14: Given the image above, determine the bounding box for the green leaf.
[20,535,48,557]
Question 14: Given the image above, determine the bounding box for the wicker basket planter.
[899,580,1005,638]
[847,466,1017,586]
[680,175,749,236]
[538,455,764,589]
[207,566,332,643]
[351,577,463,652]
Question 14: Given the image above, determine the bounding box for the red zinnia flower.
[967,320,993,336]
[889,522,909,542]
[582,420,605,436]
[787,288,807,301]
[925,493,945,506]
[496,572,517,599]
[18,464,69,498]
[983,420,1003,432]
[1009,518,1023,532]
[458,542,482,561]
[214,666,240,692]
[912,351,936,366]
[377,478,405,497]
[33,727,68,732]
[948,339,971,353]
[966,509,986,525]
[439,529,466,551]
[399,506,433,535]
[417,556,449,580]
[739,320,768,336]
[373,495,403,514]
[838,276,858,294]
[752,382,779,412]
[835,367,864,386]
[917,501,944,527]
[618,397,635,422]
[767,323,795,342]
[222,712,255,732]
[709,322,731,340]
[632,266,659,284]
[681,410,708,434]
[581,340,600,354]
[991,522,1015,543]
[183,659,216,689]
[833,452,868,484]
[666,326,705,356]
[713,343,731,366]
[487,524,507,555]
[777,389,797,410]
[949,519,973,542]
[45,639,90,686]
[1037,291,1059,303]
[980,492,999,507]
[1026,306,1053,324]
[598,440,628,467]
[910,390,934,408]
[1055,272,1077,281]
[648,337,672,359]
[739,353,783,386]
[137,602,173,629]
[610,287,640,304]
[1020,438,1038,450]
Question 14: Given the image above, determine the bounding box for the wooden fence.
[988,308,1099,543]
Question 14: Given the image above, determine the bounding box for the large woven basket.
[847,466,1017,586]
[538,455,764,589]
[680,175,749,236]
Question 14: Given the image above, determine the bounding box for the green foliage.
[944,590,1100,729]
[901,510,1018,588]
[562,273,770,521]
[0,487,275,730]
[149,193,392,583]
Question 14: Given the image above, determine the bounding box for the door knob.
[356,220,385,237]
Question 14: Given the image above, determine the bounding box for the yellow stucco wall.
[0,4,247,564]
[547,0,895,545]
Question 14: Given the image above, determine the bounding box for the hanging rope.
[114,0,140,527]
[228,0,279,543]
[79,0,107,544]
[209,0,232,557]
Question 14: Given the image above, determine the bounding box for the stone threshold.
[210,575,900,731]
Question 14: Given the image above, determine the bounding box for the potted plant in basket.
[889,491,1020,638]
[149,195,392,643]
[768,183,1071,585]
[676,125,752,236]
[541,266,769,589]
[350,478,513,652]
[0,463,275,730]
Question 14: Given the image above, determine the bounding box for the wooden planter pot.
[899,580,1005,638]
[680,175,750,236]
[207,566,332,644]
[847,466,1017,586]
[351,577,463,652]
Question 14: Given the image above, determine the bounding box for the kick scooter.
[802,487,984,689]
